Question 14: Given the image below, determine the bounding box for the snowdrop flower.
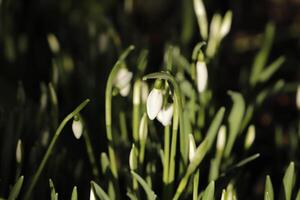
[196,61,208,93]
[297,85,300,110]
[189,134,196,162]
[114,67,133,97]
[146,80,163,120]
[216,125,226,153]
[16,139,22,164]
[72,116,83,139]
[156,104,174,126]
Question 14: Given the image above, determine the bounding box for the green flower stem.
[24,99,90,200]
[163,125,170,183]
[83,127,100,179]
[105,45,134,195]
[162,125,170,199]
[119,111,128,142]
[193,170,200,200]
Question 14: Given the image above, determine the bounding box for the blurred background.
[0,0,299,199]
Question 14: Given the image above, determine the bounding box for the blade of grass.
[264,175,274,200]
[7,176,24,200]
[131,171,157,200]
[283,162,295,200]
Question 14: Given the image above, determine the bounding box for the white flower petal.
[119,83,131,97]
[72,119,83,139]
[196,61,208,93]
[156,104,173,126]
[147,88,163,120]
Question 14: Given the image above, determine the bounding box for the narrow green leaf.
[50,179,58,200]
[126,192,138,200]
[264,175,274,200]
[8,176,24,200]
[202,181,214,200]
[49,179,58,200]
[71,186,78,200]
[235,153,260,168]
[296,188,300,200]
[250,22,275,87]
[283,162,295,200]
[91,181,111,200]
[131,171,157,200]
[258,56,285,83]
[224,91,245,158]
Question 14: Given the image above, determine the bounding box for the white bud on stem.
[72,116,83,139]
[189,134,196,162]
[196,61,208,93]
[16,139,22,164]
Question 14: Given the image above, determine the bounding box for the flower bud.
[146,80,163,120]
[89,188,96,200]
[244,125,255,150]
[196,61,208,93]
[189,134,196,162]
[72,115,83,139]
[219,11,232,39]
[156,104,174,126]
[216,125,226,153]
[16,139,22,164]
[47,33,60,54]
[129,144,138,171]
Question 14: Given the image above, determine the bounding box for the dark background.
[0,0,299,199]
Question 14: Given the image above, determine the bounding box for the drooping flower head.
[146,79,163,120]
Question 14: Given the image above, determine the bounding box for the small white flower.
[188,134,196,162]
[89,188,96,200]
[16,139,22,164]
[114,68,133,97]
[216,125,226,153]
[156,104,174,126]
[146,88,163,120]
[196,61,208,93]
[296,85,300,110]
[72,118,83,139]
